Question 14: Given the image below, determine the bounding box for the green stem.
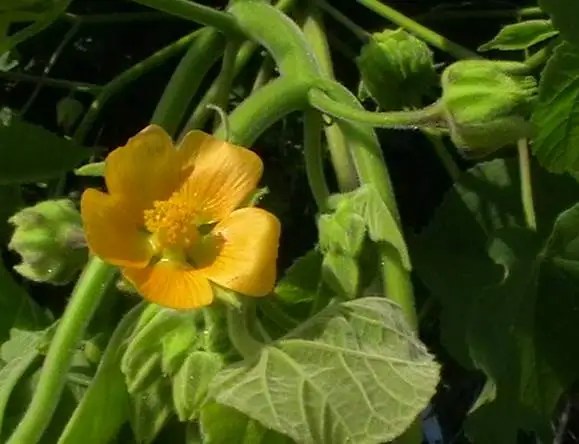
[215,76,309,146]
[151,28,224,134]
[303,110,330,210]
[251,55,275,92]
[309,87,444,130]
[517,138,536,231]
[132,0,239,35]
[0,71,100,93]
[228,0,319,80]
[417,6,544,21]
[211,40,240,131]
[525,46,551,72]
[73,30,201,142]
[313,0,369,41]
[357,0,481,60]
[321,82,417,330]
[180,40,256,136]
[6,258,117,444]
[303,8,358,192]
[226,302,263,359]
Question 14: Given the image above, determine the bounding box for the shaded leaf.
[0,110,93,184]
[479,20,558,51]
[129,377,173,444]
[532,42,579,173]
[210,297,439,444]
[539,0,579,47]
[274,249,323,305]
[200,402,292,444]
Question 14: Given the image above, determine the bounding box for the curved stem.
[357,0,481,60]
[7,258,117,444]
[303,110,330,210]
[309,87,444,130]
[210,40,240,131]
[228,0,319,80]
[132,0,240,35]
[303,8,358,192]
[216,76,309,146]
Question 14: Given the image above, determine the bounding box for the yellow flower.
[80,125,281,309]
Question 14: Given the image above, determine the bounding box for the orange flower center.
[143,193,200,254]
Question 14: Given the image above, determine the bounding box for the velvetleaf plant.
[0,0,578,443]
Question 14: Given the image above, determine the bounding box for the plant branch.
[314,0,369,41]
[0,72,100,93]
[303,110,330,210]
[517,138,536,231]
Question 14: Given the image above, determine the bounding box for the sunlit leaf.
[210,297,439,444]
[479,20,558,51]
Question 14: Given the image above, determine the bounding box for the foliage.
[1,1,579,443]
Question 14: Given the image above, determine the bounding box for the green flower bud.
[8,199,87,285]
[356,29,437,110]
[440,60,537,157]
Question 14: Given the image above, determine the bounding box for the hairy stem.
[303,110,330,210]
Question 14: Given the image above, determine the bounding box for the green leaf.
[318,210,366,257]
[0,257,48,343]
[122,308,194,394]
[413,159,579,442]
[274,249,323,305]
[74,162,105,177]
[0,109,93,184]
[161,319,199,376]
[210,297,439,444]
[479,20,558,51]
[172,351,223,421]
[129,377,173,444]
[200,403,292,444]
[539,0,579,47]
[0,329,42,436]
[321,253,359,298]
[58,304,145,444]
[532,42,579,173]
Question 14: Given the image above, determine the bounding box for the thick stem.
[517,138,536,231]
[303,110,330,210]
[215,76,309,146]
[226,302,263,359]
[357,0,481,60]
[302,8,358,192]
[7,258,117,444]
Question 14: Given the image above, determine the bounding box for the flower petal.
[122,262,213,309]
[199,207,280,297]
[81,189,151,267]
[105,125,189,209]
[176,131,263,222]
